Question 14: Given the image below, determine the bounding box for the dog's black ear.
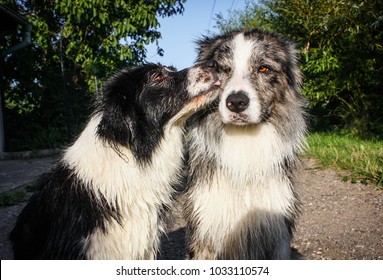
[96,69,140,147]
[96,106,133,147]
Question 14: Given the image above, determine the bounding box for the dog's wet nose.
[204,60,218,69]
[226,92,250,113]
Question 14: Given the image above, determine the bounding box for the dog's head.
[196,29,304,126]
[96,62,220,148]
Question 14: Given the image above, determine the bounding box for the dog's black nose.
[204,60,218,69]
[226,92,250,113]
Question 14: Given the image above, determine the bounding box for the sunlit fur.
[184,29,308,259]
[10,63,219,260]
[62,114,183,259]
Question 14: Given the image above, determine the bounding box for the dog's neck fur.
[186,110,302,259]
[63,113,184,204]
[62,113,184,259]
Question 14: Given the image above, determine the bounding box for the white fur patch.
[219,124,294,182]
[219,33,262,124]
[191,123,296,254]
[63,114,184,259]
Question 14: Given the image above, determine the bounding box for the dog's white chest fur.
[63,114,183,259]
[219,124,292,180]
[191,123,296,253]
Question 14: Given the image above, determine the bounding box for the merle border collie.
[184,29,308,259]
[10,62,220,259]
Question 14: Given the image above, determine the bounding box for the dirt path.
[1,159,382,259]
[293,159,383,259]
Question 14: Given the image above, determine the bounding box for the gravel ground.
[1,159,382,260]
[292,159,383,259]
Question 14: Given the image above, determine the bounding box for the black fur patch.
[96,64,190,164]
[10,163,120,259]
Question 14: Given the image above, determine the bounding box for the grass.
[305,132,383,188]
[0,191,26,207]
[0,183,38,207]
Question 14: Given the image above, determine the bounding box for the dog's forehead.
[164,66,177,72]
[197,31,289,76]
[219,32,287,72]
[203,33,254,69]
[232,33,255,69]
[140,64,176,79]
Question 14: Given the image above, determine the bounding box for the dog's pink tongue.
[214,80,221,86]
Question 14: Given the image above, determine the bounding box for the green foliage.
[215,0,383,137]
[0,191,26,207]
[54,0,184,84]
[214,0,273,33]
[0,182,38,206]
[306,132,383,187]
[0,0,185,151]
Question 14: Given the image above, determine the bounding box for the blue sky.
[145,0,247,70]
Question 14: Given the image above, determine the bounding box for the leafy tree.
[0,0,185,151]
[214,0,273,33]
[215,0,383,136]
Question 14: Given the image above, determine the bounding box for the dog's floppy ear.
[96,69,139,147]
[285,40,303,92]
[97,105,134,147]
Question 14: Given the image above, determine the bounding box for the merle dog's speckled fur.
[184,29,308,260]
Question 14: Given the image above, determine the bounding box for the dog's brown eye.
[259,66,270,74]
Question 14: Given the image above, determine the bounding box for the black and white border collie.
[10,62,220,259]
[184,29,308,259]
